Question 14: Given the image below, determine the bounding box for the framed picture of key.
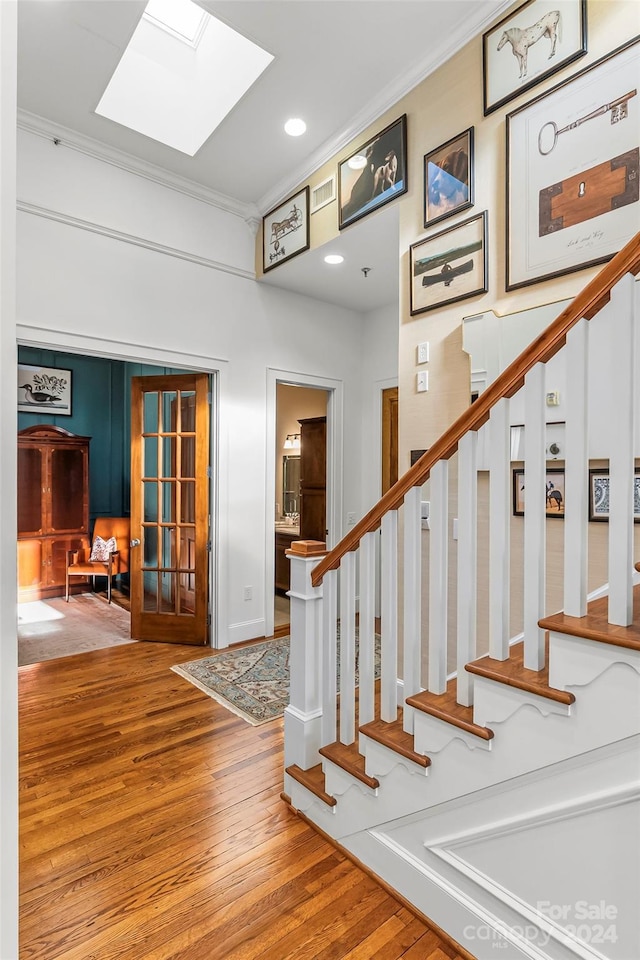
[506,37,639,290]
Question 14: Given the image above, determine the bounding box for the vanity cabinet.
[17,425,90,601]
[275,528,298,593]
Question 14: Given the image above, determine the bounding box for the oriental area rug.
[172,632,381,726]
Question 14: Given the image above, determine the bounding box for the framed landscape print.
[18,365,72,415]
[506,38,639,290]
[338,115,407,230]
[410,211,487,316]
[263,186,310,272]
[483,0,587,116]
[589,468,640,522]
[424,127,474,228]
[513,467,565,518]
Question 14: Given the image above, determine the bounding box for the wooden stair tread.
[319,741,380,789]
[286,763,336,806]
[359,717,431,768]
[465,641,575,705]
[406,679,494,740]
[540,583,640,653]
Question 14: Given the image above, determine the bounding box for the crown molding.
[257,0,513,215]
[17,110,260,224]
[17,200,255,281]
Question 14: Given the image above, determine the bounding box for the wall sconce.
[283,433,300,450]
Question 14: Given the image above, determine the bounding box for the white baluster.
[381,510,398,722]
[403,486,422,732]
[608,275,636,626]
[489,397,510,661]
[428,459,448,694]
[339,551,357,744]
[564,318,589,618]
[358,532,376,727]
[457,432,478,706]
[320,568,338,749]
[523,362,546,671]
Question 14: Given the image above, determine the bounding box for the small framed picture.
[424,127,474,228]
[338,115,407,230]
[483,0,587,116]
[409,211,487,316]
[589,468,640,522]
[18,364,72,415]
[263,186,310,272]
[513,467,565,518]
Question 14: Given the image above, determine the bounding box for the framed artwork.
[338,115,407,230]
[410,211,487,316]
[263,186,310,272]
[589,468,640,522]
[513,467,565,518]
[483,0,587,116]
[424,127,474,228]
[506,38,639,290]
[18,365,72,415]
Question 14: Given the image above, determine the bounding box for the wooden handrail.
[312,231,640,587]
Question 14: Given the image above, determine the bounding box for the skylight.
[95,0,274,157]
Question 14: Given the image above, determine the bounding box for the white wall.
[15,127,397,646]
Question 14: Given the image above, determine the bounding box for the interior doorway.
[16,343,218,660]
[274,384,328,632]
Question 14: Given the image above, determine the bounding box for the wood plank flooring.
[19,641,469,960]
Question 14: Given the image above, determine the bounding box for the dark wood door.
[382,386,398,495]
[299,417,326,542]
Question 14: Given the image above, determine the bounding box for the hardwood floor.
[19,641,469,960]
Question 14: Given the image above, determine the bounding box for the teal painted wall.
[18,348,191,526]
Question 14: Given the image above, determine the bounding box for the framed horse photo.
[483,0,587,116]
[262,186,310,272]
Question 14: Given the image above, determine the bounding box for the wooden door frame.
[265,369,343,640]
[16,325,226,647]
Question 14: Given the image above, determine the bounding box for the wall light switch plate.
[417,341,430,364]
[417,371,429,392]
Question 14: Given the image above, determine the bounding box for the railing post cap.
[286,540,327,558]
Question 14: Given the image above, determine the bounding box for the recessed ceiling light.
[324,254,344,265]
[284,118,307,137]
[348,154,368,170]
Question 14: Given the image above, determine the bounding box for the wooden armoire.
[298,416,326,542]
[17,425,90,601]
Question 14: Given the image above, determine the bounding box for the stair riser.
[412,711,493,756]
[360,734,430,779]
[472,674,571,727]
[548,631,640,690]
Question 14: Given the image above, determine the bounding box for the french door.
[130,374,210,645]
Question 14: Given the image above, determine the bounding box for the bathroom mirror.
[282,455,300,515]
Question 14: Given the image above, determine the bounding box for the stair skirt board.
[343,736,639,960]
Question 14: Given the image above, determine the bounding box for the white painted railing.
[286,243,640,771]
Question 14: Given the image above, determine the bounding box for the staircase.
[283,235,640,960]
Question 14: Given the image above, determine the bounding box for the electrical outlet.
[417,341,430,364]
[346,512,356,525]
[243,585,252,601]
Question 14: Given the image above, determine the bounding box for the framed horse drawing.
[483,0,587,116]
[263,186,310,272]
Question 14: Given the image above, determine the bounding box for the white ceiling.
[16,0,510,311]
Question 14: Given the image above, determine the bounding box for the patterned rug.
[171,632,381,726]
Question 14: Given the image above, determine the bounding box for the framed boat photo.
[506,38,640,290]
[409,211,488,316]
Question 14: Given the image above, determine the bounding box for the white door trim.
[266,368,344,639]
[15,323,228,647]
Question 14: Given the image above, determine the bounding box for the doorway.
[274,383,328,632]
[16,341,219,658]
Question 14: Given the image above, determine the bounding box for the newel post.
[284,540,327,771]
